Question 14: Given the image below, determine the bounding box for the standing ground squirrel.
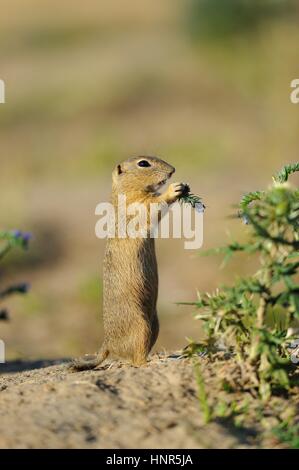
[71,156,187,370]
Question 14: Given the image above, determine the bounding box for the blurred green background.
[1,0,298,359]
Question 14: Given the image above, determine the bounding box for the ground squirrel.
[71,156,187,370]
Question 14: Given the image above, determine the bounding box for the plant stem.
[256,295,267,329]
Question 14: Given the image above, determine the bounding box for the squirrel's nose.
[168,167,175,177]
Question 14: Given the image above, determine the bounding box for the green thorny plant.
[0,230,31,321]
[179,184,205,211]
[188,163,299,401]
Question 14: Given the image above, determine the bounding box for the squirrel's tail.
[68,346,109,371]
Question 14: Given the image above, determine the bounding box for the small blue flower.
[11,230,32,248]
[238,212,250,225]
[11,229,22,238]
[22,232,32,248]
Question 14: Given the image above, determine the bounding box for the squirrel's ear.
[112,163,123,183]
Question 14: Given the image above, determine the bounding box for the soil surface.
[0,354,292,449]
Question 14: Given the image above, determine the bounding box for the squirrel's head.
[112,156,175,193]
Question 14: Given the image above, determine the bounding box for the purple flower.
[11,229,22,238]
[22,232,32,248]
[11,230,32,248]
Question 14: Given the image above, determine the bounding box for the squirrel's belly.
[102,239,159,359]
[103,238,158,316]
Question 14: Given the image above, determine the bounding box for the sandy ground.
[0,354,261,450]
[1,353,296,449]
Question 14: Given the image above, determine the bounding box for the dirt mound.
[0,355,285,449]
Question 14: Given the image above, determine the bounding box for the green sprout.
[179,184,205,211]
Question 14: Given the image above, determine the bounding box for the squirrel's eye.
[138,160,151,168]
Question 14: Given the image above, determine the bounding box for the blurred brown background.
[0,0,298,359]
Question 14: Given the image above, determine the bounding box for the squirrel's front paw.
[166,182,188,203]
